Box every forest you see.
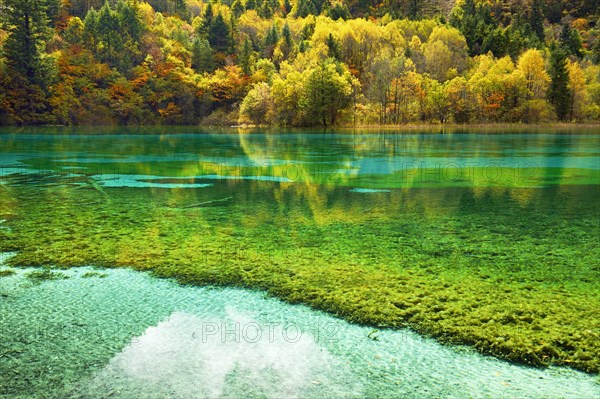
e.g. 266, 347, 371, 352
0, 0, 599, 126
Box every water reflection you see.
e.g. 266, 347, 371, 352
1, 129, 598, 234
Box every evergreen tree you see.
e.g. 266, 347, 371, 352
312, 0, 326, 14
97, 2, 119, 61
263, 24, 279, 58
232, 0, 245, 17
116, 0, 143, 43
281, 22, 294, 59
0, 0, 54, 123
328, 1, 350, 20
300, 20, 315, 41
548, 44, 571, 121
228, 13, 237, 54
543, 0, 563, 23
593, 33, 600, 63
191, 37, 214, 73
408, 0, 420, 20
452, 0, 485, 55
198, 2, 213, 36
259, 0, 273, 18
326, 33, 342, 61
268, 0, 279, 15
83, 7, 100, 52
296, 0, 316, 18
239, 36, 254, 75
282, 22, 293, 49
245, 0, 256, 10
1, 0, 51, 82
560, 23, 583, 57
299, 40, 307, 53
283, 0, 292, 15
529, 0, 545, 42
95, 1, 141, 70
255, 0, 264, 13
173, 0, 190, 21
208, 13, 232, 54
482, 27, 508, 57
505, 12, 541, 58
114, 0, 143, 71
44, 0, 62, 25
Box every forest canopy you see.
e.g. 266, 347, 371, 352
0, 0, 599, 126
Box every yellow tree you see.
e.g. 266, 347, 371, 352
239, 82, 274, 125
424, 40, 454, 81
582, 64, 600, 120
567, 60, 587, 121
424, 26, 468, 81
445, 76, 470, 123
468, 55, 519, 121
271, 62, 308, 126
516, 49, 549, 100
392, 68, 422, 124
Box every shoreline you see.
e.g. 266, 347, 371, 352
0, 122, 599, 133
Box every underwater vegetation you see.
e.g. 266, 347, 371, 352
0, 269, 15, 277
25, 269, 69, 283
1, 174, 598, 375
81, 271, 109, 278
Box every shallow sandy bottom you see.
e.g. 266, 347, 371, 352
0, 257, 598, 398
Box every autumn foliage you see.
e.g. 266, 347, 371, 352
0, 0, 599, 125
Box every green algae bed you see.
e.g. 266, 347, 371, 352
0, 129, 599, 376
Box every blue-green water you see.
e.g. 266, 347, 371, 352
0, 257, 598, 399
1, 129, 599, 189
1, 127, 599, 398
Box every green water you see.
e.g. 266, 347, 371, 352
0, 127, 599, 397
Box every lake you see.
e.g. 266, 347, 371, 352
0, 127, 599, 398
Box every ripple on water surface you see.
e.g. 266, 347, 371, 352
0, 263, 598, 399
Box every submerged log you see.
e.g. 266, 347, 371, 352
180, 197, 233, 208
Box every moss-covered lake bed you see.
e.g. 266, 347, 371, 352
1, 177, 599, 374
0, 130, 599, 393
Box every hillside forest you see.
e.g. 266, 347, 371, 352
0, 0, 599, 126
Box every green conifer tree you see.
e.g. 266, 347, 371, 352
326, 33, 342, 60
239, 36, 254, 75
208, 13, 232, 54
232, 0, 245, 17
530, 0, 545, 42
548, 43, 571, 121
283, 0, 292, 15
296, 0, 316, 18
198, 2, 213, 36
1, 0, 51, 82
192, 37, 215, 73
560, 23, 583, 57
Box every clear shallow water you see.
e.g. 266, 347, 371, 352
0, 128, 599, 397
0, 262, 598, 399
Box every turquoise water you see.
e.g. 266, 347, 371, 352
1, 127, 599, 397
0, 257, 598, 399
1, 129, 599, 189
